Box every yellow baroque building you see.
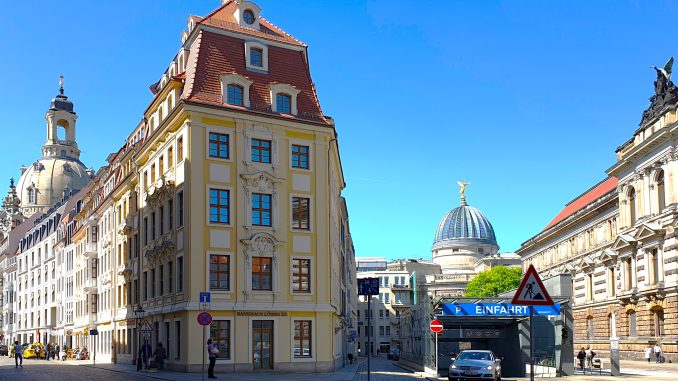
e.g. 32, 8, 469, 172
70, 0, 356, 372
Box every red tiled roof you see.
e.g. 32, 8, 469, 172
198, 1, 305, 47
184, 29, 326, 123
543, 177, 618, 230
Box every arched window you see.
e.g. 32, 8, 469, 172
652, 309, 665, 337
628, 187, 636, 225
227, 84, 244, 106
656, 170, 666, 212
28, 188, 35, 204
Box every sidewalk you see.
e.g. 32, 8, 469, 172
72, 358, 365, 381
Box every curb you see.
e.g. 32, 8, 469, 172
81, 364, 175, 381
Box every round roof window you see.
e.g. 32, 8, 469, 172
243, 9, 255, 25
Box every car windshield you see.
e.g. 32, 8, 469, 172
457, 351, 493, 361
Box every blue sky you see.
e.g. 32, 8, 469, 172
2, 1, 677, 260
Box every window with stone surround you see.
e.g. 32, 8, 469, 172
627, 310, 637, 336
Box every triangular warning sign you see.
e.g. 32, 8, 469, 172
140, 321, 154, 332
512, 264, 554, 306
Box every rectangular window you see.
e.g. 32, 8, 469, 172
177, 191, 184, 227
292, 258, 311, 293
210, 320, 231, 359
209, 132, 230, 159
276, 93, 291, 114
168, 261, 173, 293
168, 147, 173, 166
143, 271, 148, 300
168, 199, 173, 231
379, 326, 384, 336
159, 155, 164, 174
291, 145, 309, 169
252, 256, 272, 291
151, 268, 156, 298
177, 257, 184, 292
251, 138, 272, 163
175, 321, 181, 360
252, 193, 272, 226
227, 84, 244, 106
151, 212, 156, 240
209, 189, 230, 224
250, 48, 263, 67
210, 255, 230, 290
151, 164, 156, 183
159, 206, 165, 235
177, 137, 184, 161
143, 217, 148, 245
294, 320, 312, 358
292, 197, 310, 230
159, 265, 164, 296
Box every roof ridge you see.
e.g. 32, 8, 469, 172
259, 16, 306, 46
564, 176, 614, 207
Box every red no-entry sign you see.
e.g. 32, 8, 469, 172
430, 319, 443, 333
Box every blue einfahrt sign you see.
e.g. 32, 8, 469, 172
442, 303, 561, 317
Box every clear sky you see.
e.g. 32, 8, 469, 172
2, 1, 677, 261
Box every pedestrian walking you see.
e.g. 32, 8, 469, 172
207, 338, 219, 379
141, 339, 153, 369
654, 343, 662, 363
13, 341, 23, 368
577, 347, 586, 370
153, 342, 167, 370
585, 346, 596, 368
645, 346, 653, 363
46, 344, 51, 361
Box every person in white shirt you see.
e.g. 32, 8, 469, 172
653, 344, 662, 363
644, 346, 653, 363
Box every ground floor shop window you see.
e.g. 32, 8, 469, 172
294, 320, 312, 358
210, 320, 231, 359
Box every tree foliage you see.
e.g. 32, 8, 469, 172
464, 266, 523, 297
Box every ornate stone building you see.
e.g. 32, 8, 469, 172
518, 60, 678, 361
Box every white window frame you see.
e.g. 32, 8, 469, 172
289, 194, 314, 233
205, 126, 234, 163
233, 1, 261, 30
288, 139, 313, 171
211, 317, 235, 363
205, 185, 234, 227
244, 40, 268, 72
207, 252, 233, 294
220, 73, 254, 108
290, 317, 315, 362
270, 83, 301, 115
289, 256, 314, 295
247, 132, 277, 166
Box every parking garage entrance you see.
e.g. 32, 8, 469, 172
435, 299, 570, 378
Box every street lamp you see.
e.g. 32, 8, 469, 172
134, 305, 145, 371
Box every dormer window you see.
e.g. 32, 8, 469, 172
244, 41, 268, 72
250, 48, 263, 67
227, 84, 244, 106
221, 73, 254, 108
233, 2, 262, 29
270, 83, 301, 115
276, 94, 291, 114
243, 9, 256, 25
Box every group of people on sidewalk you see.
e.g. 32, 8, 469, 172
644, 344, 665, 364
139, 339, 167, 370
576, 346, 597, 370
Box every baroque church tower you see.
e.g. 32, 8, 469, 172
14, 77, 93, 217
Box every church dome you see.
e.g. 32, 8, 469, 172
16, 157, 91, 216
433, 203, 497, 250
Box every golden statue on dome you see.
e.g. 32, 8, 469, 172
457, 180, 470, 205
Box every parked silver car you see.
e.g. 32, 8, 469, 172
448, 350, 501, 381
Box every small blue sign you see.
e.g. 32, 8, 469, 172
358, 278, 379, 296
89, 329, 99, 336
200, 291, 211, 303
442, 303, 561, 317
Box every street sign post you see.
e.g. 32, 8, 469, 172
89, 328, 99, 365
358, 278, 379, 381
512, 265, 554, 381
197, 310, 213, 381
430, 319, 444, 375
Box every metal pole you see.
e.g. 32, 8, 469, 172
137, 316, 141, 371
435, 328, 439, 377
367, 295, 371, 381
530, 306, 534, 381
94, 334, 96, 365
202, 325, 206, 381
